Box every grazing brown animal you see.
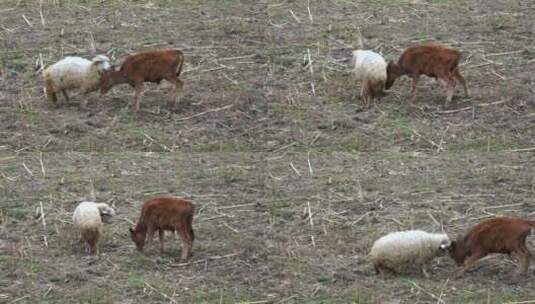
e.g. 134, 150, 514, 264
129, 196, 194, 260
386, 44, 468, 104
449, 217, 535, 277
100, 49, 184, 111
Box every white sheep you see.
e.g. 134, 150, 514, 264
72, 201, 115, 254
369, 230, 451, 277
351, 50, 387, 105
43, 55, 111, 104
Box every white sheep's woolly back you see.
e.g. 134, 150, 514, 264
369, 230, 450, 268
43, 55, 110, 94
351, 50, 387, 82
72, 201, 105, 231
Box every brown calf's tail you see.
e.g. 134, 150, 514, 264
188, 213, 194, 243
176, 51, 184, 77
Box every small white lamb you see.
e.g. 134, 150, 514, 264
72, 201, 115, 254
43, 55, 111, 104
351, 50, 387, 105
369, 230, 451, 277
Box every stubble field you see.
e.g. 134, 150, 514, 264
1, 0, 535, 303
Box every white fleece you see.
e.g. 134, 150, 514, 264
351, 50, 387, 82
370, 230, 451, 269
43, 55, 111, 97
72, 201, 114, 230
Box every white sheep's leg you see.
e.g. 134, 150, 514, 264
421, 265, 430, 278
78, 235, 87, 253
375, 262, 397, 276
361, 79, 370, 106
61, 90, 70, 102
80, 94, 90, 108
350, 73, 358, 102
45, 81, 58, 104
46, 89, 58, 103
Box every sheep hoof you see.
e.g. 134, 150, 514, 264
421, 268, 430, 279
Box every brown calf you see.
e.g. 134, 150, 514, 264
129, 196, 194, 260
100, 49, 184, 111
386, 44, 468, 104
449, 217, 535, 277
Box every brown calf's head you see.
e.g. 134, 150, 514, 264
448, 236, 468, 266
129, 227, 145, 251
99, 68, 119, 94
385, 61, 402, 89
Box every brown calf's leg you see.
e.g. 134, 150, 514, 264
445, 77, 455, 105
176, 78, 184, 104
133, 82, 144, 112
146, 226, 155, 251
177, 225, 192, 261
410, 75, 419, 102
516, 246, 531, 276
453, 68, 469, 97
158, 229, 165, 254
360, 85, 368, 106
455, 252, 483, 278
165, 77, 180, 108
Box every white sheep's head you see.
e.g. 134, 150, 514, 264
92, 55, 111, 72
438, 236, 452, 252
96, 203, 115, 223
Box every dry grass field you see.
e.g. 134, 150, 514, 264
1, 0, 535, 303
